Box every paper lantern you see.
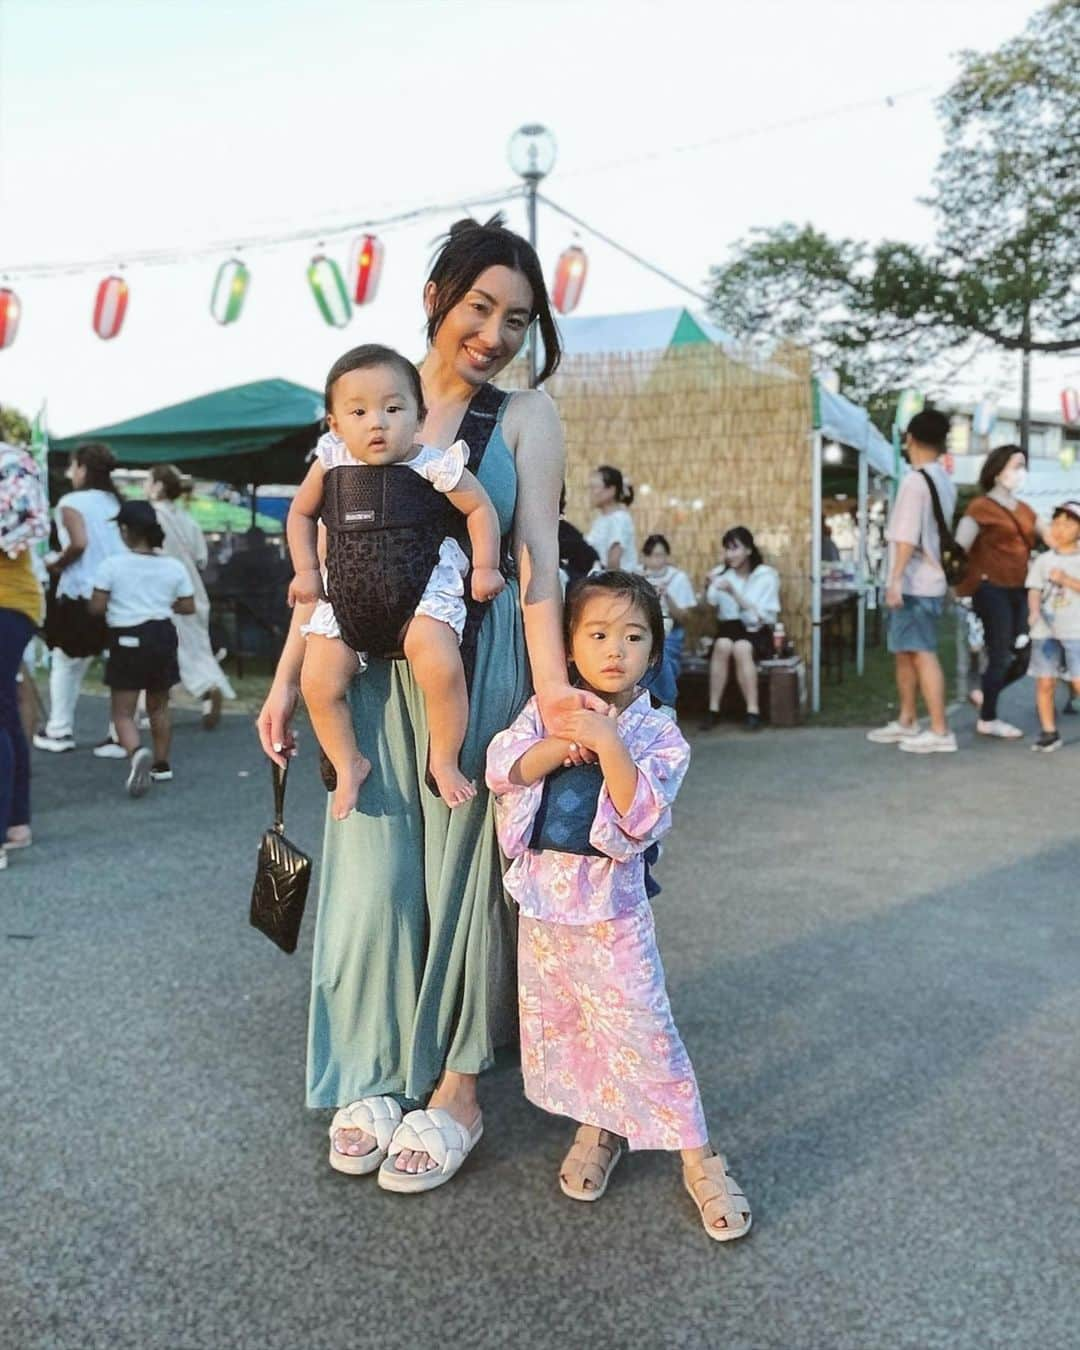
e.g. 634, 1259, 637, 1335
307, 255, 351, 328
210, 258, 250, 325
0, 288, 20, 349
1062, 388, 1080, 426
552, 244, 587, 315
93, 275, 129, 340
349, 234, 384, 306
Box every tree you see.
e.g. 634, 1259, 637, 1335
0, 405, 32, 446
708, 0, 1080, 444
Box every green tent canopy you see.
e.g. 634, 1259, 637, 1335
49, 378, 325, 485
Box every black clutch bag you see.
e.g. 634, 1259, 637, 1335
249, 761, 312, 954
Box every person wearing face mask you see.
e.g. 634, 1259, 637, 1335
954, 445, 1042, 740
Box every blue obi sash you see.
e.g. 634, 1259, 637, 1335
528, 761, 661, 897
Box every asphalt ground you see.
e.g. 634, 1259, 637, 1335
3, 681, 1079, 1350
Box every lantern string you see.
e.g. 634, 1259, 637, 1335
0, 187, 524, 280
538, 195, 713, 306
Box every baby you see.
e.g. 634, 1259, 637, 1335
287, 344, 504, 817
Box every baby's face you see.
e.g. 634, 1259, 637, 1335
327, 364, 419, 465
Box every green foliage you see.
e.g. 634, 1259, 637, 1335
0, 405, 32, 446
708, 1, 1080, 422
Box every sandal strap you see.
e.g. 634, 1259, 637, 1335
561, 1127, 621, 1189
329, 1095, 402, 1152
685, 1155, 751, 1228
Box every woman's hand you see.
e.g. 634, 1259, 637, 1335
257, 679, 300, 768
471, 566, 505, 603
537, 683, 609, 764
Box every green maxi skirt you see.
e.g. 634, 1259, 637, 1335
306, 427, 529, 1108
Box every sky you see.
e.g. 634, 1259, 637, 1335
0, 0, 1074, 435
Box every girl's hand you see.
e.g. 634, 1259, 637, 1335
288, 569, 325, 607
537, 683, 609, 764
257, 680, 300, 768
561, 705, 619, 755
471, 566, 505, 603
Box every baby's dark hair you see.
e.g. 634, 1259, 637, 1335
324, 344, 425, 418
596, 464, 634, 507
116, 499, 165, 549
564, 570, 665, 668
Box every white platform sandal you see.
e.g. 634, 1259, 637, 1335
328, 1096, 402, 1176
377, 1107, 483, 1194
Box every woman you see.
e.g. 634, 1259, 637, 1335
641, 534, 696, 708
955, 444, 1041, 740
257, 216, 607, 1191
147, 465, 234, 728
34, 443, 123, 754
585, 465, 637, 571
0, 443, 47, 865
701, 526, 780, 731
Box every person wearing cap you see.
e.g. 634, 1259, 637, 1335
1025, 501, 1080, 753
868, 409, 958, 753
88, 501, 195, 796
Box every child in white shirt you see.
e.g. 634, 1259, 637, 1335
1026, 501, 1080, 752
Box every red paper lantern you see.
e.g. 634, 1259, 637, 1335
552, 244, 587, 315
93, 275, 129, 340
349, 234, 384, 306
0, 288, 20, 349
1062, 388, 1080, 426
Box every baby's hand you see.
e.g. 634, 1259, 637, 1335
471, 567, 505, 603
1049, 568, 1066, 585
288, 569, 325, 607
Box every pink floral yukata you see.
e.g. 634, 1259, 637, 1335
485, 691, 708, 1151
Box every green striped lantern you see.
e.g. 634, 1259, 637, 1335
307, 254, 351, 328
210, 258, 250, 325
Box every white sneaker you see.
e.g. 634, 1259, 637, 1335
93, 736, 128, 760
0, 847, 7, 871
33, 731, 75, 753
126, 747, 153, 798
898, 729, 958, 754
976, 718, 1024, 740
866, 720, 920, 744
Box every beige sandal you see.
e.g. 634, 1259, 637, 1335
683, 1153, 752, 1242
559, 1125, 623, 1201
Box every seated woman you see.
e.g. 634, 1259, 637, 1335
700, 526, 780, 731
641, 534, 696, 708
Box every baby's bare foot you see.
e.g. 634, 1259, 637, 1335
331, 754, 372, 820
430, 762, 477, 808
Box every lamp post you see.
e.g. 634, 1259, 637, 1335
508, 124, 556, 387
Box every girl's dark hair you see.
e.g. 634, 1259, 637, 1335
643, 533, 670, 555
564, 570, 665, 668
117, 499, 165, 549
149, 463, 185, 501
596, 465, 634, 507
426, 214, 562, 384
722, 525, 764, 572
978, 442, 1027, 494
324, 344, 425, 418
73, 442, 122, 502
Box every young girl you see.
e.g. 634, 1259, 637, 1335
485, 571, 751, 1241
1026, 500, 1080, 753
287, 344, 505, 818
585, 465, 637, 572
89, 501, 194, 797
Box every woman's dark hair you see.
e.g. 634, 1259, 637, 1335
149, 463, 185, 501
596, 465, 634, 507
117, 499, 165, 549
73, 442, 122, 502
564, 570, 665, 668
643, 533, 670, 556
722, 525, 764, 572
324, 344, 425, 418
425, 214, 562, 384
978, 442, 1027, 494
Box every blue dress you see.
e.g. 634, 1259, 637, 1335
307, 397, 529, 1107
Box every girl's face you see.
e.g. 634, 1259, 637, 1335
589, 472, 615, 509
67, 458, 87, 489
643, 544, 669, 572
426, 265, 533, 387
1051, 513, 1080, 549
570, 591, 653, 698
723, 537, 750, 569
326, 364, 421, 465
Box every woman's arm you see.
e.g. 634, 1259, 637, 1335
445, 468, 504, 602
48, 506, 88, 575
285, 463, 326, 605
955, 515, 980, 552
257, 524, 323, 767
606, 541, 623, 570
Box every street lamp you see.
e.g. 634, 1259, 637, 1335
508, 124, 557, 386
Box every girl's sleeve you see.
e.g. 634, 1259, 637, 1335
484, 698, 547, 858
589, 718, 691, 859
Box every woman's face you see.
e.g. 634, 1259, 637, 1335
426, 265, 533, 387
643, 544, 669, 572
67, 458, 86, 489
723, 537, 750, 569
589, 472, 614, 509
997, 451, 1027, 489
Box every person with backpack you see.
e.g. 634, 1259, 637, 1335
868, 409, 958, 754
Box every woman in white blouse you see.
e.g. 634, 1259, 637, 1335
585, 465, 638, 572
702, 526, 781, 731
